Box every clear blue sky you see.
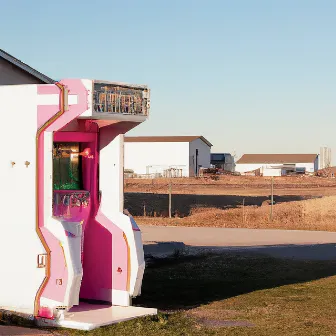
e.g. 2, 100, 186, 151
2, 0, 336, 161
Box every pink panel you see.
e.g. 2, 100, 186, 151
80, 211, 128, 300
53, 132, 96, 143
98, 212, 127, 290
37, 105, 60, 129
80, 219, 112, 299
37, 134, 45, 227
37, 83, 62, 129
37, 84, 60, 95
46, 79, 89, 132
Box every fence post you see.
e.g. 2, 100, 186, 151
168, 180, 172, 218
270, 176, 274, 221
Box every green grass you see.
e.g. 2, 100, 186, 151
43, 252, 336, 335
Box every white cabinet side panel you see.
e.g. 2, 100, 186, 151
0, 85, 45, 313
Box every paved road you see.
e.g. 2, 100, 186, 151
141, 225, 336, 260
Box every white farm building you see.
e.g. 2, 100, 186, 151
124, 136, 212, 177
236, 154, 319, 176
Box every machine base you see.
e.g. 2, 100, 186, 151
37, 303, 157, 331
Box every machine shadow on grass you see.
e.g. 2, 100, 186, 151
125, 193, 320, 217
133, 243, 336, 310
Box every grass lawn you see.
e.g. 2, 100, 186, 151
38, 252, 336, 335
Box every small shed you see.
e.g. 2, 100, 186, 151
210, 153, 235, 172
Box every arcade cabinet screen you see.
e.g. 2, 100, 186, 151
53, 143, 83, 190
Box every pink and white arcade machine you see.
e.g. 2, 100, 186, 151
0, 79, 156, 330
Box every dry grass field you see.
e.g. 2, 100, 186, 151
135, 196, 336, 231
126, 176, 336, 231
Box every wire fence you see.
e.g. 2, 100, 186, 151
124, 175, 336, 231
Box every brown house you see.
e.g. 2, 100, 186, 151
0, 49, 54, 85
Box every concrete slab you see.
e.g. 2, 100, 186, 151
37, 303, 157, 331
